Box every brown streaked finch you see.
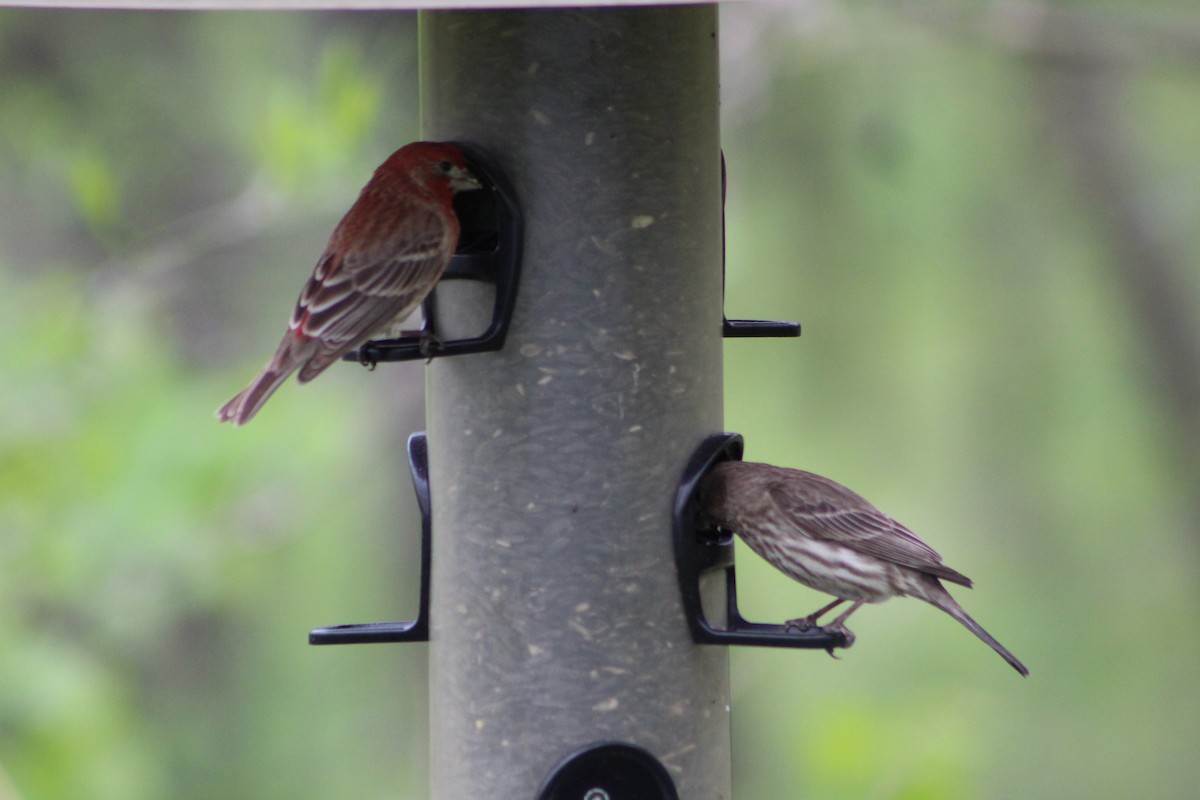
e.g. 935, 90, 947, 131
216, 141, 481, 425
697, 460, 1029, 676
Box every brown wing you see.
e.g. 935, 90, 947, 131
289, 202, 453, 380
766, 473, 973, 587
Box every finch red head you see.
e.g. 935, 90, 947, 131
698, 460, 1029, 676
216, 141, 481, 425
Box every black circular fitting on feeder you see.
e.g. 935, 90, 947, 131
536, 742, 678, 800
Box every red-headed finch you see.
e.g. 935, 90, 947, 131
217, 142, 481, 425
698, 461, 1028, 676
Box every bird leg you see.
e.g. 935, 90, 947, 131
822, 600, 865, 649
401, 304, 443, 362
783, 598, 847, 632
353, 328, 443, 368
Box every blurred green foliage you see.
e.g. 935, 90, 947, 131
0, 4, 1198, 800
0, 10, 428, 800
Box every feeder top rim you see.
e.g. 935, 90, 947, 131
0, 0, 727, 10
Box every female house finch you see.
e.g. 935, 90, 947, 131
698, 461, 1029, 676
217, 142, 481, 425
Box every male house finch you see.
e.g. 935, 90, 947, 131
217, 142, 481, 425
698, 461, 1029, 676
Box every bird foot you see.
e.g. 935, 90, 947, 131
783, 616, 855, 657
783, 615, 820, 632
416, 329, 443, 362
825, 622, 855, 649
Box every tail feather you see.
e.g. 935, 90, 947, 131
295, 345, 349, 384
216, 366, 297, 426
921, 582, 1029, 677
217, 333, 316, 425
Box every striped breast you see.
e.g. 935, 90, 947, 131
736, 511, 900, 603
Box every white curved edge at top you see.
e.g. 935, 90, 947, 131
0, 0, 726, 9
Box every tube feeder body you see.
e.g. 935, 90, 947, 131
422, 7, 728, 797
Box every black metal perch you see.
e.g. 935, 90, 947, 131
719, 153, 802, 339
308, 432, 431, 645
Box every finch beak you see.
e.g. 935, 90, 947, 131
451, 167, 483, 193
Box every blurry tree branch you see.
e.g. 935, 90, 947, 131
891, 0, 1200, 534
97, 175, 285, 292
1033, 59, 1200, 509
89, 171, 372, 372
993, 4, 1200, 547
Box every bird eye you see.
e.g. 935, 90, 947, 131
437, 160, 454, 173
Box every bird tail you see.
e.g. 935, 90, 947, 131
215, 367, 295, 426
922, 582, 1029, 677
216, 334, 314, 425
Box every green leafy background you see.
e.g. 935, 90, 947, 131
1, 4, 1197, 799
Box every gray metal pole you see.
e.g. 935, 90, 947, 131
420, 7, 728, 798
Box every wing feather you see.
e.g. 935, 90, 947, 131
766, 475, 973, 587
290, 203, 452, 348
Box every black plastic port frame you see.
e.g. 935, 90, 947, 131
719, 153, 802, 339
308, 432, 431, 645
673, 432, 848, 651
345, 143, 523, 365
